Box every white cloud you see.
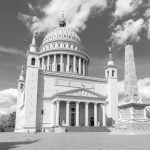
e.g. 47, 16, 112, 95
114, 0, 143, 18
111, 18, 145, 46
0, 89, 17, 115
19, 0, 107, 33
28, 2, 34, 10
118, 78, 150, 102
0, 45, 25, 56
144, 8, 150, 39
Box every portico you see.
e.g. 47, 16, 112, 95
51, 88, 106, 127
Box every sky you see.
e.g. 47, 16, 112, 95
0, 0, 150, 115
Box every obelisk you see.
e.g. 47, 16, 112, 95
113, 44, 150, 135
124, 45, 139, 102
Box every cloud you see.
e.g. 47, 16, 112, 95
113, 0, 143, 18
28, 2, 34, 10
110, 18, 145, 46
0, 89, 17, 115
118, 78, 150, 102
144, 8, 150, 39
18, 0, 107, 33
0, 45, 25, 56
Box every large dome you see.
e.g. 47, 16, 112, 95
37, 16, 90, 76
40, 26, 85, 53
42, 27, 81, 45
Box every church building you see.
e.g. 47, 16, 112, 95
15, 15, 118, 132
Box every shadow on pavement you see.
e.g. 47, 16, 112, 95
0, 139, 39, 150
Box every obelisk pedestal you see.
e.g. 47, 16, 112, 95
113, 45, 150, 135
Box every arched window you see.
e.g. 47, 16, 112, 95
31, 58, 35, 66
20, 84, 23, 90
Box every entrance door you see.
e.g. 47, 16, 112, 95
90, 117, 94, 126
71, 107, 75, 126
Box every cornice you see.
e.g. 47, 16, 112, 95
40, 71, 107, 83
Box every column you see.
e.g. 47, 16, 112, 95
56, 100, 60, 126
53, 54, 56, 71
85, 61, 88, 75
42, 57, 44, 70
60, 54, 64, 72
94, 103, 98, 126
66, 101, 70, 126
102, 104, 106, 126
67, 54, 70, 72
47, 55, 50, 71
144, 108, 147, 119
76, 101, 80, 126
79, 57, 81, 74
52, 102, 56, 126
73, 55, 76, 73
83, 60, 85, 75
85, 102, 89, 126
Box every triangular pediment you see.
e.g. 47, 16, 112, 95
57, 88, 105, 99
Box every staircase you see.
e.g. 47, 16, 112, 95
65, 126, 110, 132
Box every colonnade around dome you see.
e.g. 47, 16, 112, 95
39, 53, 89, 75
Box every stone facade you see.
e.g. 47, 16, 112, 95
15, 17, 118, 132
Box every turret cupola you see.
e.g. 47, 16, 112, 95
30, 32, 38, 52
19, 65, 25, 81
107, 47, 114, 66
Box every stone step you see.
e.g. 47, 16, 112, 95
65, 126, 110, 132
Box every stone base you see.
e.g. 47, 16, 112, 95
14, 127, 37, 133
112, 120, 150, 135
53, 126, 66, 133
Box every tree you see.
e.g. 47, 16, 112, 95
7, 112, 16, 128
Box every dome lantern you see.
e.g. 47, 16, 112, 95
59, 11, 66, 27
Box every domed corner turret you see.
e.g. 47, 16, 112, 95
19, 65, 26, 81
105, 47, 117, 79
18, 65, 26, 91
107, 47, 114, 66
29, 31, 38, 52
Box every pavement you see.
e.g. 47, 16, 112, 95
0, 132, 150, 150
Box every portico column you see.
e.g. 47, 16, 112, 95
52, 102, 56, 126
94, 103, 98, 126
79, 57, 81, 74
67, 54, 70, 72
66, 101, 70, 126
56, 100, 60, 126
85, 102, 89, 126
60, 54, 64, 72
47, 55, 50, 71
102, 104, 106, 126
83, 60, 85, 75
144, 108, 147, 119
73, 55, 76, 73
76, 101, 80, 126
